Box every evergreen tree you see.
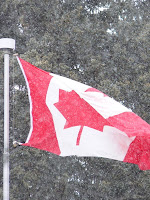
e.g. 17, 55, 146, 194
0, 0, 149, 199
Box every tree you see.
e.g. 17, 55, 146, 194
0, 0, 150, 199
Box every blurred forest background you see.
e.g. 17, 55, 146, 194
0, 0, 150, 199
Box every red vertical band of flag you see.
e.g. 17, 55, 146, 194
107, 112, 150, 170
18, 58, 60, 155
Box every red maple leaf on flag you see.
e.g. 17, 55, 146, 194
54, 90, 111, 145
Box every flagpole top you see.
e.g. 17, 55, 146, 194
0, 38, 15, 50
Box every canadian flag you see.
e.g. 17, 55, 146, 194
17, 57, 150, 170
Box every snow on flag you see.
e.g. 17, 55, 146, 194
17, 57, 150, 170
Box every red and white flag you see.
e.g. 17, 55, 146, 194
17, 57, 150, 170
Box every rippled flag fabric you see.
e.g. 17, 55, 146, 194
17, 57, 150, 170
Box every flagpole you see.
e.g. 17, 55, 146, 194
0, 38, 15, 200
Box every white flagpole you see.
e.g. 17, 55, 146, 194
0, 38, 15, 200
